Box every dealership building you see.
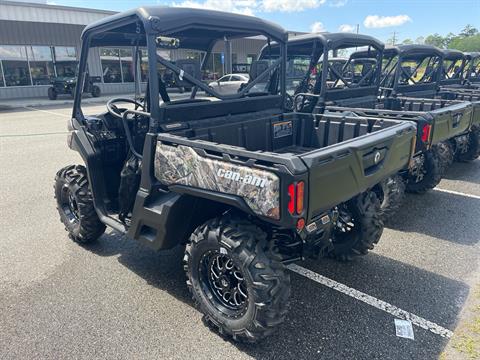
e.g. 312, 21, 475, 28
0, 0, 282, 100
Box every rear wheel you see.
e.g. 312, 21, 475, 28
406, 145, 446, 194
437, 141, 455, 169
374, 175, 406, 221
54, 165, 105, 244
48, 87, 57, 100
184, 214, 290, 342
327, 192, 383, 262
457, 126, 480, 162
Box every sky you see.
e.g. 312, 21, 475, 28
43, 0, 480, 43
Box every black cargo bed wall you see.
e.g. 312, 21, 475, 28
171, 112, 392, 154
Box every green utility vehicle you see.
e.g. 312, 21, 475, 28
264, 37, 472, 203
54, 7, 416, 342
436, 49, 480, 161
48, 73, 101, 100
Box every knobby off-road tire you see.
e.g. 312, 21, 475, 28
184, 214, 290, 343
54, 165, 105, 244
406, 144, 449, 194
91, 85, 101, 98
48, 87, 57, 100
457, 126, 480, 162
438, 141, 455, 168
327, 192, 384, 262
374, 175, 406, 221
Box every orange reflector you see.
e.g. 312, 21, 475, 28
296, 218, 305, 230
287, 183, 295, 214
296, 181, 304, 214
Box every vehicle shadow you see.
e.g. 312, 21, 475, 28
85, 232, 469, 360
442, 160, 480, 185
385, 190, 480, 245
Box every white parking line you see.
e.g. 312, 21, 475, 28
434, 188, 480, 200
24, 106, 71, 118
288, 264, 454, 339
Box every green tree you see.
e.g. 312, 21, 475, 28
402, 38, 414, 45
460, 25, 479, 37
444, 32, 456, 48
448, 34, 480, 52
425, 33, 446, 48
415, 36, 425, 45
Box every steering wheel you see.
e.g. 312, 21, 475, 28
106, 98, 145, 119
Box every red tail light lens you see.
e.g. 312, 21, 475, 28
287, 183, 295, 214
421, 124, 431, 143
296, 181, 304, 214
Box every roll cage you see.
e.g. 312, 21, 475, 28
440, 49, 466, 86
259, 33, 384, 101
376, 45, 444, 97
71, 6, 288, 132
464, 52, 480, 84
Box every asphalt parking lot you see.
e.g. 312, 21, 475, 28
1, 103, 479, 359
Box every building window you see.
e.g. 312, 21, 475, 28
140, 49, 149, 82
53, 47, 77, 77
101, 48, 141, 83
101, 48, 122, 83
27, 46, 54, 85
120, 49, 134, 83
247, 54, 257, 64
0, 46, 31, 86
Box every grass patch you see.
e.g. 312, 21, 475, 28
444, 284, 480, 359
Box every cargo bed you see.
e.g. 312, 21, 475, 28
326, 96, 472, 152
438, 88, 480, 127
155, 112, 416, 223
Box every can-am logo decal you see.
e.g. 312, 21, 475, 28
217, 168, 267, 188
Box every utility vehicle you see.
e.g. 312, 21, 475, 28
436, 49, 480, 161
48, 73, 101, 100
260, 33, 408, 219
265, 37, 472, 203
54, 7, 416, 342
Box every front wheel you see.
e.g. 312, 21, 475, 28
91, 85, 101, 98
54, 165, 105, 244
184, 214, 290, 342
327, 192, 384, 262
48, 87, 57, 100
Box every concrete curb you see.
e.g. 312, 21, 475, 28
0, 97, 108, 111
0, 89, 188, 111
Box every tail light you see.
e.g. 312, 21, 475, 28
287, 183, 295, 214
421, 124, 432, 143
296, 181, 304, 214
287, 181, 305, 215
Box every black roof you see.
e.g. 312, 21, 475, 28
383, 44, 444, 59
465, 52, 480, 60
441, 49, 465, 61
288, 32, 384, 51
261, 32, 383, 57
82, 6, 286, 49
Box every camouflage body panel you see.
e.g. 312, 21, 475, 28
154, 142, 281, 219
